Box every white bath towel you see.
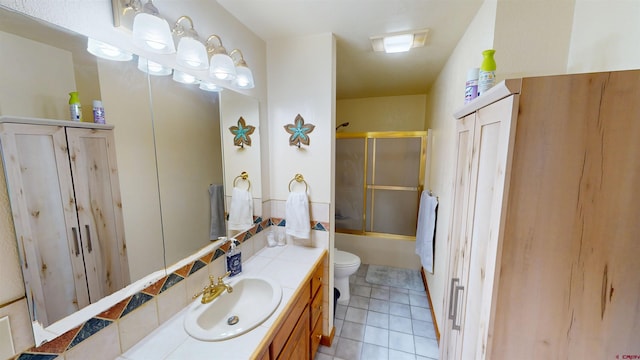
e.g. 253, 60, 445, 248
228, 187, 254, 231
415, 191, 438, 273
285, 191, 310, 239
209, 184, 226, 240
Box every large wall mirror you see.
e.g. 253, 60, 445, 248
0, 5, 261, 338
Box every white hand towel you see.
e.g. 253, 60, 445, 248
209, 184, 226, 240
285, 191, 310, 239
228, 187, 254, 231
415, 191, 438, 273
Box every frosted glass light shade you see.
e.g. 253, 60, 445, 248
383, 34, 414, 53
132, 13, 176, 54
199, 81, 223, 92
209, 53, 237, 80
173, 70, 198, 84
176, 37, 208, 70
137, 57, 172, 76
87, 38, 132, 61
233, 65, 255, 89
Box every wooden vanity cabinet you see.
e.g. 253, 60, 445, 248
0, 119, 129, 327
260, 252, 326, 360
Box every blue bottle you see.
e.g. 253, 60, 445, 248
226, 240, 242, 277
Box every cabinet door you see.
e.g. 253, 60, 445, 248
66, 128, 129, 302
458, 95, 517, 360
441, 114, 476, 360
0, 123, 89, 326
277, 305, 310, 360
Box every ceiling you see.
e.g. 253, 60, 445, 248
217, 0, 484, 99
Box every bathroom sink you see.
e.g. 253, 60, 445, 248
184, 276, 282, 341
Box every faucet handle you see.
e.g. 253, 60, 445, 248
217, 271, 231, 284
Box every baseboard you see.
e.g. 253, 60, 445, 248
420, 267, 440, 343
320, 326, 335, 347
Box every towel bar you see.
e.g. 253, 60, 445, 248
288, 173, 308, 192
233, 171, 251, 190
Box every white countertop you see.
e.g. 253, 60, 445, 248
119, 244, 326, 360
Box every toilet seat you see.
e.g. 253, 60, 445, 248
334, 250, 360, 267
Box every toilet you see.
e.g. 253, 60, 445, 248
334, 249, 361, 305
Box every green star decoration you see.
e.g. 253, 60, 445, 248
229, 117, 255, 147
284, 114, 315, 147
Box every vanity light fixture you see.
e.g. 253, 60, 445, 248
132, 0, 176, 54
206, 35, 237, 81
173, 70, 198, 84
370, 29, 429, 53
199, 81, 223, 92
230, 49, 255, 89
87, 38, 133, 61
137, 56, 172, 76
173, 16, 208, 70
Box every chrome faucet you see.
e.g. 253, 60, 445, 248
193, 272, 233, 304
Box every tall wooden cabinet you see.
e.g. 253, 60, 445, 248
0, 117, 129, 327
441, 70, 640, 359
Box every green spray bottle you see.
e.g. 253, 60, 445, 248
69, 91, 82, 122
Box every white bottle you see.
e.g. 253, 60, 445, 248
464, 68, 479, 104
92, 100, 106, 124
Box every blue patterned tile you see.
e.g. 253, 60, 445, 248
243, 232, 253, 241
268, 218, 274, 226
256, 224, 264, 233
189, 260, 206, 275
313, 222, 327, 231
213, 248, 226, 260
67, 318, 112, 349
278, 219, 287, 226
254, 216, 262, 224
16, 354, 59, 360
121, 292, 154, 317
160, 273, 184, 293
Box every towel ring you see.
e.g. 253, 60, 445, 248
288, 173, 308, 192
233, 171, 251, 190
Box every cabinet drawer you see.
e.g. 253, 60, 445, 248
310, 314, 323, 358
310, 290, 323, 330
310, 259, 323, 298
271, 286, 310, 358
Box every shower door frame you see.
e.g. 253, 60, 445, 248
336, 131, 427, 240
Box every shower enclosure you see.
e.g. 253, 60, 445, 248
335, 131, 427, 238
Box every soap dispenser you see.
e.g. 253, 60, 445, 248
226, 239, 242, 277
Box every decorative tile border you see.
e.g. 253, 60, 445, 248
17, 216, 328, 358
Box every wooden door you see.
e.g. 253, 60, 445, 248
491, 71, 640, 359
66, 128, 129, 302
0, 123, 89, 326
441, 113, 475, 360
459, 95, 518, 360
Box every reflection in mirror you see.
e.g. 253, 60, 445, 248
219, 90, 262, 237
0, 9, 164, 326
0, 4, 263, 344
148, 74, 224, 266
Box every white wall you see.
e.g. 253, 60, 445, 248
567, 0, 640, 73
266, 33, 336, 332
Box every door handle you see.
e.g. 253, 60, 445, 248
448, 278, 459, 320
452, 285, 464, 331
72, 227, 80, 256
85, 225, 93, 253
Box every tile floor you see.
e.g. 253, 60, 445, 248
315, 264, 439, 360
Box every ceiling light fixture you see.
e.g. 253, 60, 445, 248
87, 38, 133, 61
206, 35, 237, 81
132, 0, 176, 54
230, 49, 255, 89
370, 29, 429, 53
173, 16, 208, 70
